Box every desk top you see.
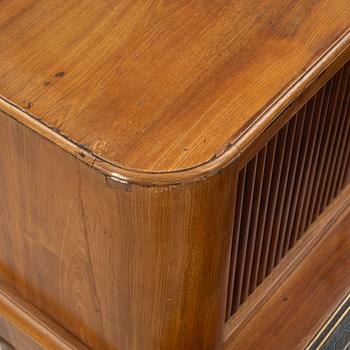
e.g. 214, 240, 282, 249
0, 1, 349, 180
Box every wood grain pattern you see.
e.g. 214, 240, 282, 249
0, 0, 349, 177
0, 2, 350, 350
225, 204, 350, 350
225, 61, 350, 321
0, 109, 237, 349
307, 293, 350, 350
0, 283, 88, 350
224, 177, 350, 344
0, 316, 42, 350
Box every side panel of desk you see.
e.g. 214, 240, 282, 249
0, 110, 237, 349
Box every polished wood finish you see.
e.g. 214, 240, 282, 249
0, 0, 349, 176
225, 205, 350, 350
225, 62, 350, 321
0, 109, 236, 349
307, 293, 350, 350
224, 181, 350, 343
0, 316, 41, 350
0, 1, 349, 350
0, 283, 89, 350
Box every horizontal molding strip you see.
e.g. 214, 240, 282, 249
0, 283, 90, 350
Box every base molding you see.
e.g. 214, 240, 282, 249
0, 284, 88, 350
306, 292, 350, 350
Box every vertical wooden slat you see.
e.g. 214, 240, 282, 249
258, 124, 289, 283
292, 96, 322, 242
225, 61, 350, 320
311, 68, 344, 221
341, 99, 350, 188
249, 137, 278, 293
282, 105, 312, 252
232, 157, 258, 313
274, 109, 306, 265
241, 147, 267, 302
298, 85, 328, 235
266, 117, 297, 275
305, 74, 338, 227
336, 106, 350, 194
225, 168, 246, 320
335, 64, 350, 192
343, 150, 350, 187
327, 66, 350, 203
319, 67, 349, 212
304, 76, 336, 230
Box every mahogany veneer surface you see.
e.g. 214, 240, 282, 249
0, 316, 42, 350
0, 0, 349, 175
0, 1, 350, 350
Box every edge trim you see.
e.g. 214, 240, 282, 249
0, 283, 90, 350
1, 30, 349, 185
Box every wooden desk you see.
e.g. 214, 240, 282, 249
0, 1, 349, 349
